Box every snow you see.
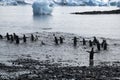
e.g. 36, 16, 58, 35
32, 0, 53, 15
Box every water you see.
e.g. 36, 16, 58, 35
0, 5, 120, 39
0, 5, 120, 66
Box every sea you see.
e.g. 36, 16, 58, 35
0, 5, 120, 39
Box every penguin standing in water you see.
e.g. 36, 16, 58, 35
101, 40, 108, 50
73, 37, 78, 47
87, 48, 96, 60
59, 36, 64, 44
0, 34, 3, 39
54, 36, 58, 45
97, 41, 101, 51
89, 40, 93, 47
87, 48, 97, 66
103, 41, 108, 50
6, 33, 10, 41
16, 36, 19, 44
89, 48, 94, 60
83, 38, 86, 45
101, 40, 106, 48
13, 33, 17, 40
23, 34, 26, 43
31, 34, 34, 41
86, 48, 95, 66
10, 35, 14, 42
93, 36, 98, 45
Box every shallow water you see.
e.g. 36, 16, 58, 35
0, 6, 120, 39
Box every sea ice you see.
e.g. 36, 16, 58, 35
32, 0, 53, 15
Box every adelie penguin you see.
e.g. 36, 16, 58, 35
101, 40, 108, 50
93, 36, 98, 45
83, 38, 86, 45
23, 34, 26, 43
10, 35, 14, 42
101, 40, 106, 48
97, 41, 101, 51
59, 36, 64, 44
89, 40, 93, 47
104, 41, 108, 50
6, 33, 10, 41
0, 34, 3, 39
73, 37, 78, 47
13, 33, 17, 40
87, 48, 96, 60
54, 36, 58, 45
31, 34, 34, 41
16, 36, 19, 44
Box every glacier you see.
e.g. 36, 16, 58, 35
32, 0, 53, 15
0, 0, 30, 6
0, 0, 18, 6
109, 0, 120, 7
0, 0, 120, 7
53, 0, 107, 6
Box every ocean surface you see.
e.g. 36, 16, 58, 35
0, 6, 120, 66
0, 5, 120, 39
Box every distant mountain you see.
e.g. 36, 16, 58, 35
0, 0, 17, 5
117, 1, 120, 7
53, 0, 107, 6
0, 0, 120, 6
108, 0, 120, 7
0, 0, 32, 6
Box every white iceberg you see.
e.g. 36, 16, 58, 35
32, 0, 53, 15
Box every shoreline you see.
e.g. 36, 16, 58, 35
0, 31, 120, 66
0, 31, 120, 79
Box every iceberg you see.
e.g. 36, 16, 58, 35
32, 0, 53, 15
